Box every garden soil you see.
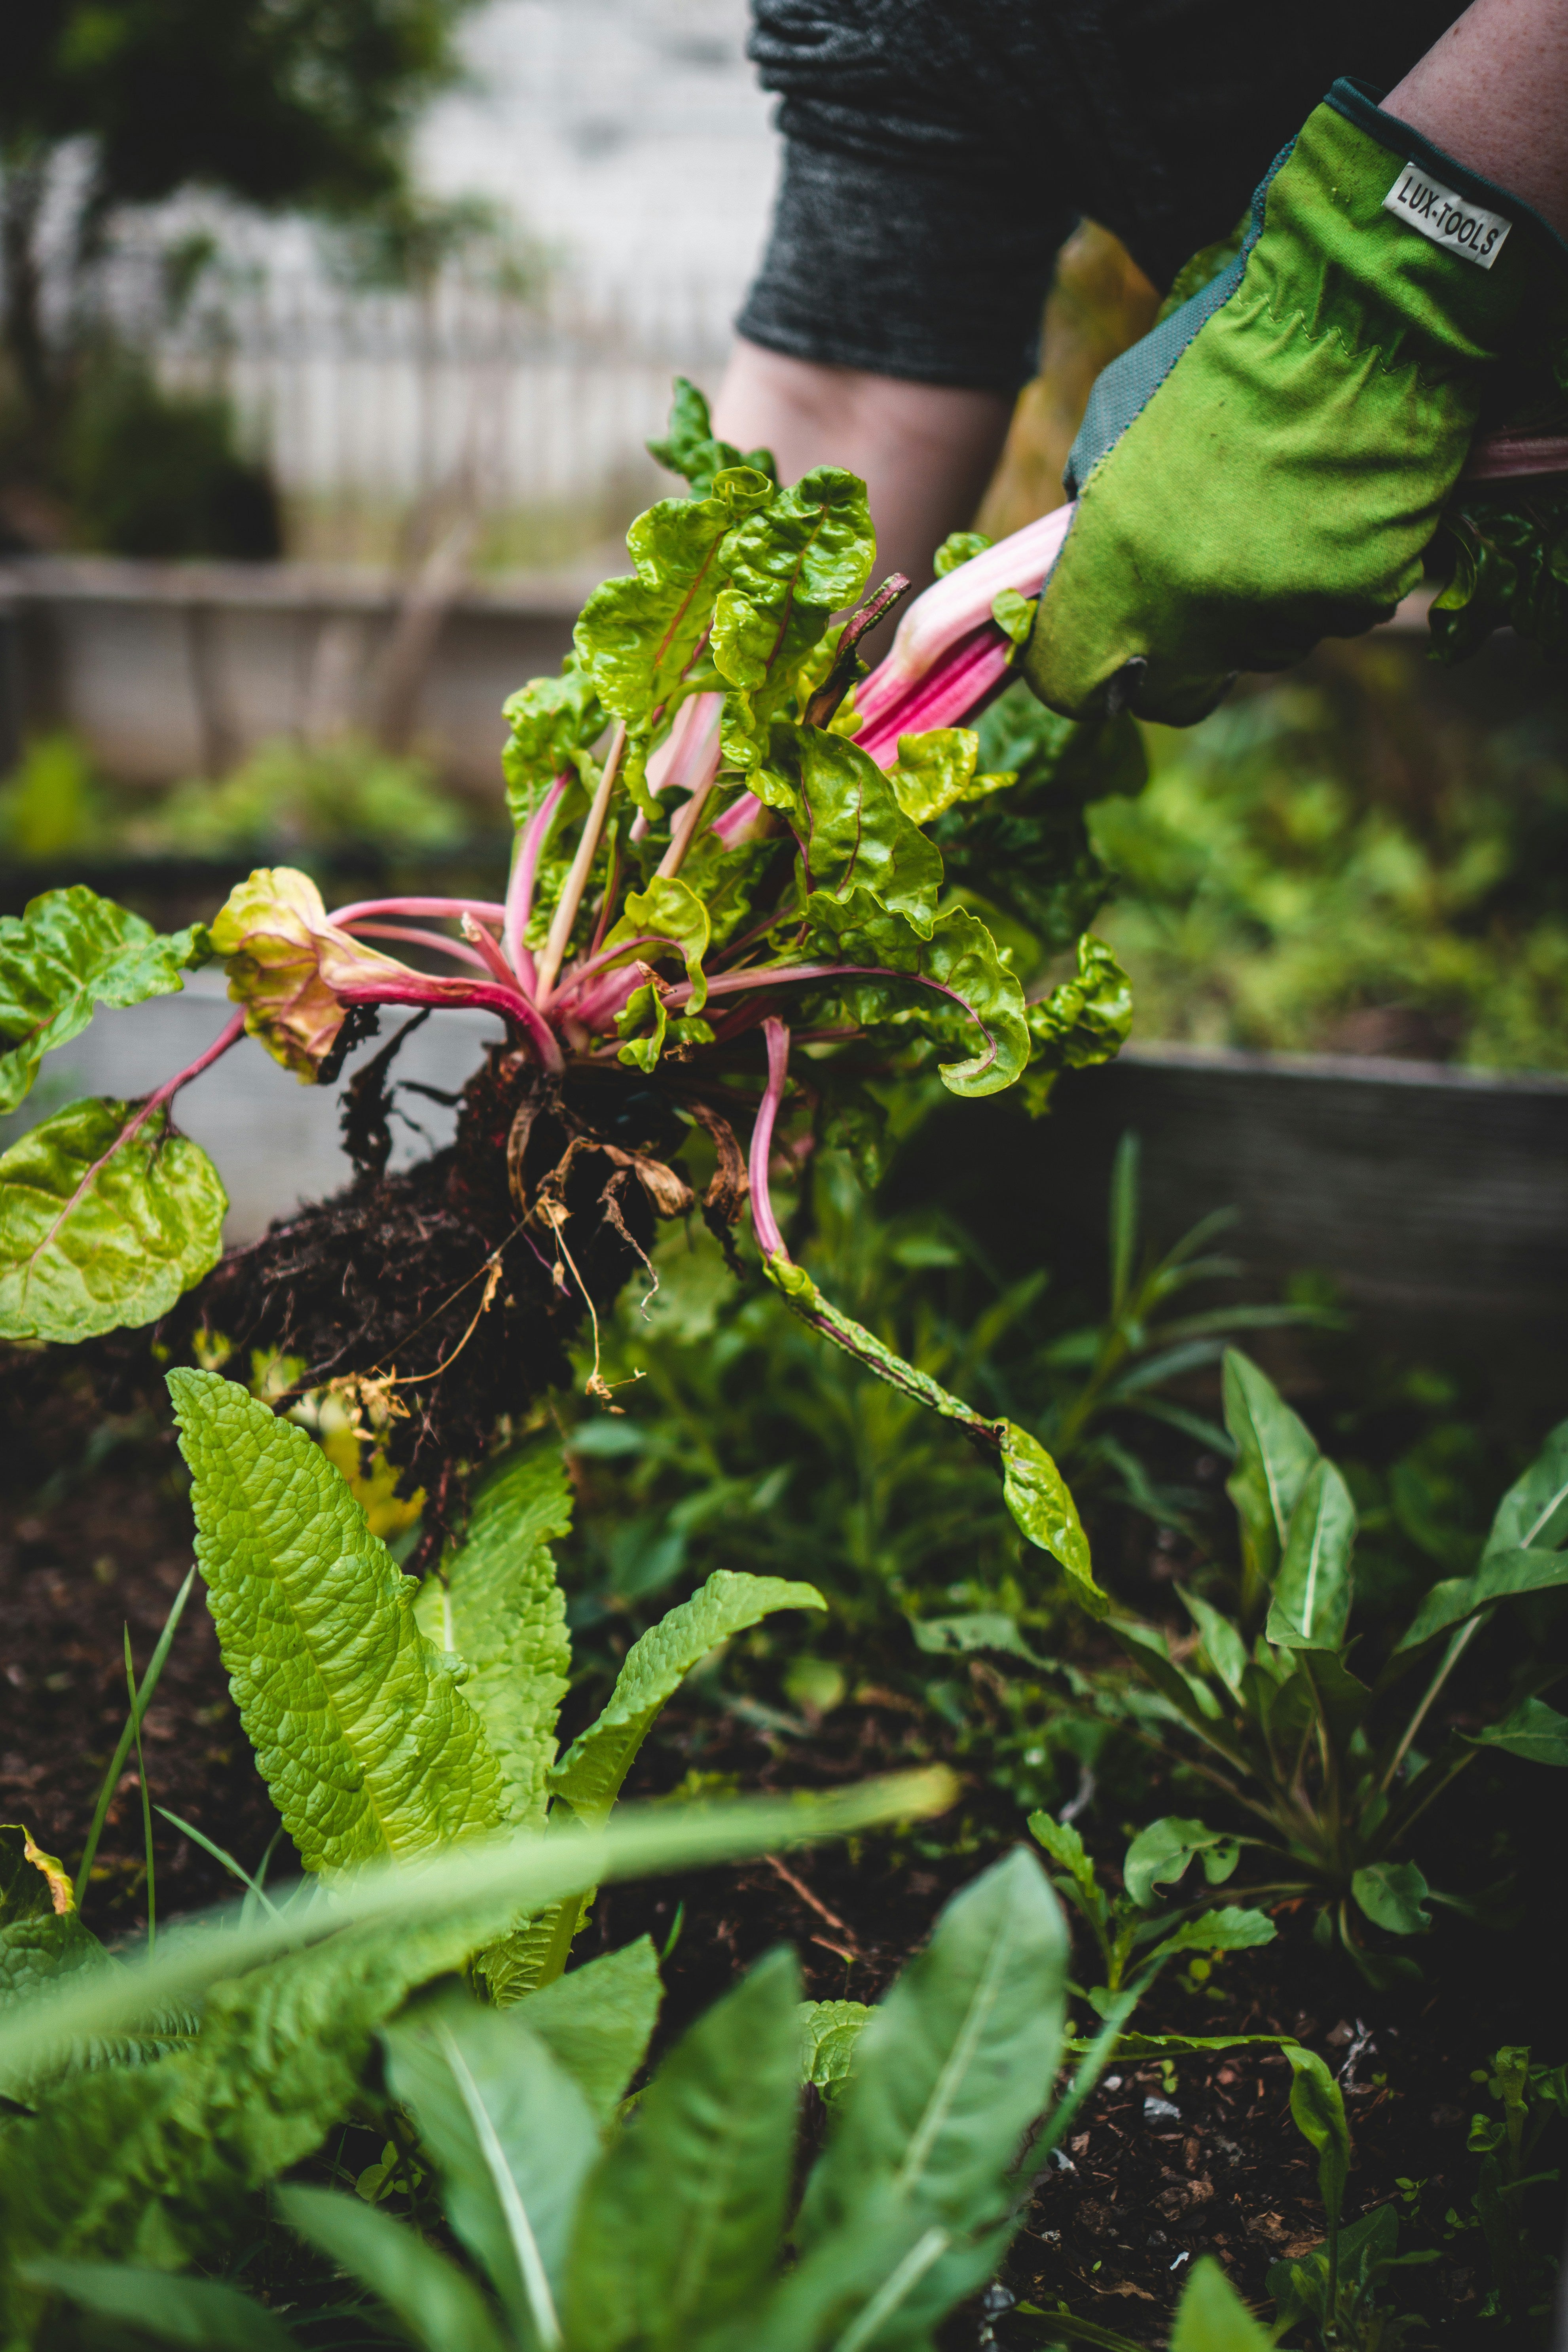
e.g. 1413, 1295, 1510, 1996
2, 1349, 1559, 2347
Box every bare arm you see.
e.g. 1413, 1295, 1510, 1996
711, 340, 1014, 599
1387, 0, 1568, 236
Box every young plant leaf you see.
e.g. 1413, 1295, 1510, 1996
999, 1421, 1105, 1612
595, 876, 712, 1012
1223, 1350, 1319, 1593
384, 1996, 599, 2339
502, 659, 603, 826
0, 887, 207, 1114
516, 1937, 663, 2123
1027, 1811, 1107, 1936
1144, 1907, 1276, 1961
565, 1947, 801, 2352
886, 728, 1008, 825
23, 2260, 299, 2352
549, 1570, 825, 1826
1483, 1418, 1568, 1556
279, 2184, 510, 2352
1352, 1862, 1432, 1935
1283, 2046, 1350, 2232
1122, 1818, 1240, 1909
0, 1099, 226, 1343
169, 1369, 504, 1871
1177, 1586, 1248, 1700
415, 1441, 574, 1829
788, 725, 943, 935
1465, 1695, 1568, 1766
1169, 2253, 1274, 2350
799, 1999, 872, 2103
1266, 1458, 1356, 1651
1394, 1544, 1568, 1653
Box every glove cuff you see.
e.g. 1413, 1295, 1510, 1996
1327, 77, 1568, 274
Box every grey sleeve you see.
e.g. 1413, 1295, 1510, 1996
734, 1, 1073, 393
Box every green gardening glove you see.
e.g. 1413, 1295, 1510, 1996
1024, 78, 1568, 726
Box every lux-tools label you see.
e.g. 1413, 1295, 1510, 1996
1384, 163, 1511, 268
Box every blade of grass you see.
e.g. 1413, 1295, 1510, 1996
124, 1628, 155, 1957
74, 1566, 195, 1910
154, 1808, 281, 1920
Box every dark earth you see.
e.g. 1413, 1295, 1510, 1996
2, 1345, 1562, 2347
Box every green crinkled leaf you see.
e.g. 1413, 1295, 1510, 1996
597, 875, 712, 1013
886, 729, 1011, 826
501, 658, 605, 829
0, 887, 207, 1114
647, 375, 775, 500
712, 469, 874, 774
1223, 1350, 1320, 1595
1394, 1544, 1568, 1653
933, 531, 992, 578
565, 1949, 800, 2352
1265, 1457, 1356, 1651
1484, 1419, 1568, 1555
515, 1938, 663, 2120
801, 888, 1030, 1098
1123, 1817, 1240, 1909
384, 1994, 599, 2336
1467, 1695, 1568, 1766
415, 1442, 573, 1829
1352, 1862, 1431, 1936
169, 1369, 504, 1873
0, 1099, 227, 1343
614, 980, 670, 1073
999, 1420, 1105, 1613
798, 1999, 870, 2102
787, 724, 943, 936
549, 1571, 825, 1828
1024, 933, 1133, 1072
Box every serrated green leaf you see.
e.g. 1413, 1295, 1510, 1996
24, 2259, 300, 2352
565, 1948, 799, 2352
801, 889, 1030, 1098
0, 1099, 227, 1343
798, 1999, 871, 2101
0, 887, 207, 1113
1483, 1420, 1568, 1556
1467, 1695, 1568, 1766
1266, 1458, 1356, 1650
549, 1570, 825, 1827
385, 1995, 599, 2340
415, 1443, 573, 1830
1394, 1544, 1568, 1653
1123, 1818, 1240, 1909
1223, 1351, 1319, 1594
786, 725, 943, 935
1352, 1861, 1431, 1936
281, 2185, 508, 2352
514, 1938, 663, 2119
999, 1421, 1104, 1612
169, 1368, 504, 1872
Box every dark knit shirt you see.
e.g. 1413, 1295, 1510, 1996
735, 2, 1466, 390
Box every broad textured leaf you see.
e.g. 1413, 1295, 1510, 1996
886, 728, 1011, 825
1223, 1351, 1319, 1592
799, 1999, 871, 2102
788, 726, 943, 935
646, 375, 775, 500
1169, 2255, 1274, 2350
801, 889, 1030, 1099
502, 658, 603, 827
999, 1421, 1105, 1611
713, 469, 875, 771
791, 1850, 1068, 2346
280, 2185, 510, 2352
170, 1369, 504, 1871
1483, 1420, 1568, 1556
1266, 1459, 1356, 1651
595, 876, 712, 1013
25, 2260, 299, 2352
1283, 2047, 1350, 2229
549, 1571, 825, 1826
1150, 1907, 1276, 1959
1123, 1818, 1240, 1909
515, 1937, 663, 2122
1394, 1543, 1568, 1653
1352, 1862, 1431, 1936
1023, 934, 1134, 1080
0, 1099, 226, 1343
0, 887, 207, 1113
1467, 1695, 1568, 1766
384, 1996, 599, 2335
565, 1947, 800, 2352
415, 1443, 573, 1829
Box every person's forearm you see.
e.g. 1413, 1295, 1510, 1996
1386, 0, 1568, 235
712, 340, 1013, 601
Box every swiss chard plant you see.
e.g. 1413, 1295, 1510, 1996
0, 380, 1138, 1594
1056, 1349, 1568, 1982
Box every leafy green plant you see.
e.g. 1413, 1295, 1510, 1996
1446, 2045, 1567, 2323
1071, 1349, 1568, 1979
166, 1365, 826, 1997
28, 1846, 1129, 2352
